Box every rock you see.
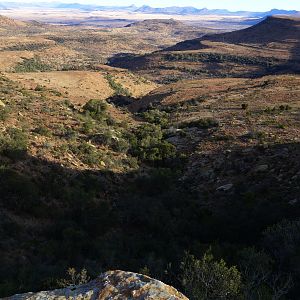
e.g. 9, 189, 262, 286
5, 270, 188, 300
289, 199, 298, 206
216, 183, 233, 191
0, 100, 5, 107
254, 165, 269, 172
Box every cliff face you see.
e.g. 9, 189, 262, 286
5, 270, 188, 300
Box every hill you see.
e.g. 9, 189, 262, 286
0, 14, 212, 72
124, 18, 208, 36
110, 16, 300, 82
170, 16, 300, 48
0, 15, 27, 27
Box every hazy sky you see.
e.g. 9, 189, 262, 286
6, 1, 300, 11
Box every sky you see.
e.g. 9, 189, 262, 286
6, 1, 300, 12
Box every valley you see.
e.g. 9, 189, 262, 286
0, 5, 300, 300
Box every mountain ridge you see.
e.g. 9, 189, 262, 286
0, 2, 298, 17
167, 16, 300, 50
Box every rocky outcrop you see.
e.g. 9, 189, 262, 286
6, 270, 188, 300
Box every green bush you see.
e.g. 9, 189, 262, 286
140, 109, 170, 128
105, 74, 131, 97
14, 57, 52, 73
83, 99, 108, 122
69, 142, 102, 166
0, 128, 28, 160
129, 124, 176, 162
181, 250, 241, 300
0, 107, 10, 121
180, 118, 219, 129
33, 126, 52, 137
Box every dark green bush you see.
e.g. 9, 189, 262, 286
0, 106, 10, 121
105, 74, 131, 97
129, 124, 176, 162
83, 99, 108, 122
33, 126, 52, 137
140, 109, 170, 128
0, 128, 28, 160
180, 118, 219, 129
14, 57, 52, 73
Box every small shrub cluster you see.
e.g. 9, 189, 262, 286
180, 118, 219, 129
14, 56, 52, 73
264, 105, 292, 114
33, 125, 52, 137
165, 52, 279, 67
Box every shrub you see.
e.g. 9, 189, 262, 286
0, 107, 10, 121
83, 99, 108, 122
14, 56, 52, 73
181, 250, 241, 300
0, 128, 28, 160
105, 74, 131, 97
129, 124, 176, 162
57, 268, 90, 288
69, 142, 102, 166
141, 109, 170, 128
180, 118, 219, 129
33, 125, 52, 137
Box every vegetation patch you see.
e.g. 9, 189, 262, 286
179, 118, 219, 129
14, 56, 52, 73
105, 74, 132, 97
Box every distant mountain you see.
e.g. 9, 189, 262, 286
56, 3, 137, 11
251, 9, 299, 17
134, 5, 298, 17
135, 5, 200, 14
0, 2, 298, 17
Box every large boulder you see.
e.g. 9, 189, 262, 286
6, 270, 188, 300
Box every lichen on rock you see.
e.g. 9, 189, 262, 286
5, 270, 188, 300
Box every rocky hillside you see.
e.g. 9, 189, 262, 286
110, 16, 300, 82
5, 271, 188, 300
0, 15, 27, 27
168, 16, 300, 49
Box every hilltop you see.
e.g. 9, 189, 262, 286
126, 18, 193, 30
124, 18, 211, 37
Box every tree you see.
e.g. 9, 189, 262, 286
180, 250, 241, 300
